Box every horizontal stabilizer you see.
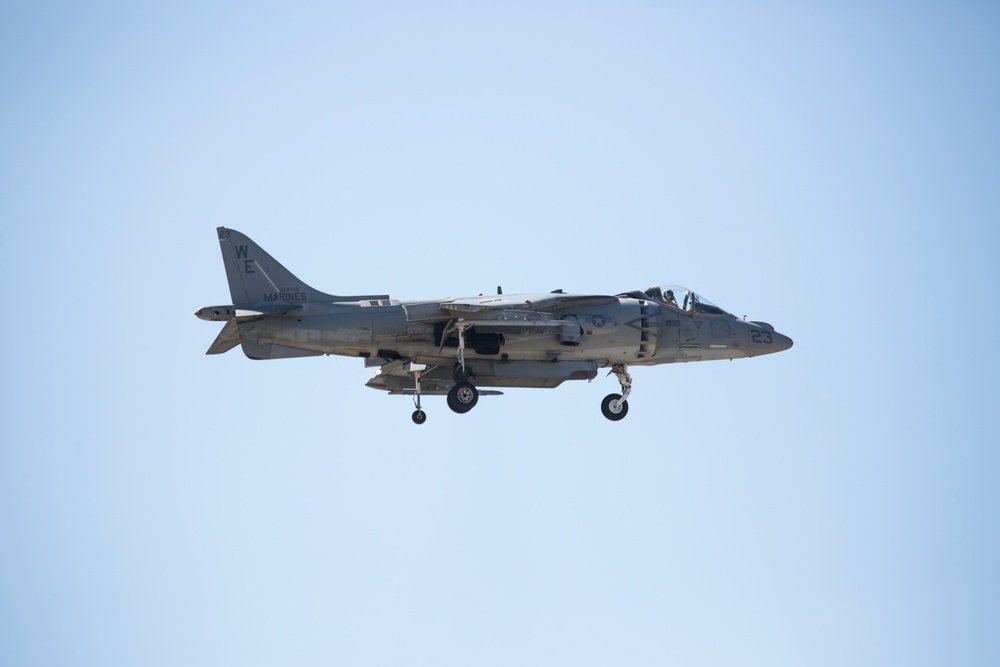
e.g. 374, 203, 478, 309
206, 319, 240, 355
195, 304, 301, 321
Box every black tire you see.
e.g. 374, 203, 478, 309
447, 382, 479, 414
412, 410, 427, 425
601, 393, 629, 421
453, 364, 472, 382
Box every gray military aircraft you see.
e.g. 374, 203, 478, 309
196, 228, 792, 424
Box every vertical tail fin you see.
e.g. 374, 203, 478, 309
216, 228, 387, 306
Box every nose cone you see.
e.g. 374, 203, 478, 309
747, 323, 793, 356
772, 331, 794, 353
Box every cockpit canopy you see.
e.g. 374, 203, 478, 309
619, 285, 732, 316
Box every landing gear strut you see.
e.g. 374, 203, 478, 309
409, 362, 428, 425
448, 325, 478, 414
407, 320, 483, 423
405, 360, 480, 423
601, 364, 632, 421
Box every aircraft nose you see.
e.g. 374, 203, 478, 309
772, 332, 794, 353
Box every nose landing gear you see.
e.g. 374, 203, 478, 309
601, 364, 632, 421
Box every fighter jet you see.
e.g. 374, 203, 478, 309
196, 228, 793, 424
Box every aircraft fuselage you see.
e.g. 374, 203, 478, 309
197, 227, 793, 422
212, 296, 790, 370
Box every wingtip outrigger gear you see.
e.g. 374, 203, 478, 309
406, 362, 428, 424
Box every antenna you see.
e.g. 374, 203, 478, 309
497, 286, 503, 294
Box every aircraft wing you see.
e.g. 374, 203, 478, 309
366, 360, 503, 395
402, 293, 618, 323
441, 293, 618, 313
444, 312, 573, 334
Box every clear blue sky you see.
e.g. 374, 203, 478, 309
2, 3, 998, 666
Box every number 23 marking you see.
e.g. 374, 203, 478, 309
751, 329, 772, 344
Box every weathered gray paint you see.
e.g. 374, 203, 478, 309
197, 228, 793, 421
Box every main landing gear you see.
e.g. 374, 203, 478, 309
408, 362, 481, 425
407, 320, 480, 425
447, 360, 479, 414
447, 381, 479, 413
601, 364, 632, 421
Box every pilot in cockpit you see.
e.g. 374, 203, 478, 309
663, 289, 678, 307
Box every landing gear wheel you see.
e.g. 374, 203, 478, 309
601, 393, 629, 421
447, 381, 479, 414
453, 364, 472, 382
412, 410, 427, 425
